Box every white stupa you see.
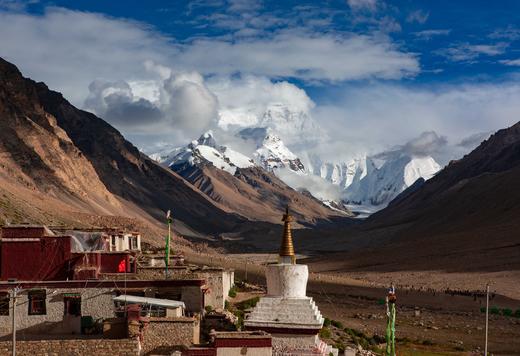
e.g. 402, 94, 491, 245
244, 207, 338, 356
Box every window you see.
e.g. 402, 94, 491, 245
0, 293, 9, 316
28, 290, 46, 315
64, 294, 81, 317
129, 236, 137, 250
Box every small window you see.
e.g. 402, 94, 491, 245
0, 293, 9, 316
28, 290, 46, 315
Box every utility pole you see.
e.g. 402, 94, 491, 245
485, 284, 489, 356
11, 288, 18, 356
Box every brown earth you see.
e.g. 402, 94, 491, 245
173, 162, 349, 226
184, 251, 520, 355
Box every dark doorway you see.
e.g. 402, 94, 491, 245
64, 294, 81, 316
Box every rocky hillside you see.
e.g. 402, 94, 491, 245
0, 57, 250, 237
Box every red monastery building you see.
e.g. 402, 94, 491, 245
0, 225, 137, 281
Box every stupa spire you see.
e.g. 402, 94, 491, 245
279, 205, 296, 264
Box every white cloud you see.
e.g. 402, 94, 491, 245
207, 75, 324, 145
228, 0, 262, 12
397, 131, 447, 157
176, 29, 419, 81
312, 82, 520, 164
457, 131, 492, 149
488, 26, 520, 40
414, 29, 451, 40
0, 0, 37, 12
0, 7, 419, 107
0, 7, 175, 105
439, 42, 508, 62
347, 0, 378, 12
84, 68, 218, 138
500, 58, 520, 66
277, 168, 342, 201
406, 10, 429, 24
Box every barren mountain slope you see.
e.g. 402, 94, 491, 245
172, 162, 348, 226
0, 57, 248, 236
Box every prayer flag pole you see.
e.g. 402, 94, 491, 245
165, 210, 172, 278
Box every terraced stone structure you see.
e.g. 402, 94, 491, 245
244, 208, 337, 356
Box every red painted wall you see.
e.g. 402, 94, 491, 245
0, 237, 73, 281
99, 253, 131, 273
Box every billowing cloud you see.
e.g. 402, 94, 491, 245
175, 29, 419, 82
0, 6, 419, 113
457, 131, 492, 149
84, 69, 218, 137
161, 71, 219, 135
401, 131, 447, 156
85, 80, 162, 126
311, 82, 520, 164
277, 168, 342, 201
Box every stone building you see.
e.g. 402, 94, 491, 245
244, 208, 338, 356
0, 226, 138, 281
104, 229, 141, 252
138, 265, 235, 311
0, 279, 205, 338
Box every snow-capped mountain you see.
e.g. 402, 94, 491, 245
158, 131, 254, 175
149, 129, 441, 215
238, 127, 306, 174
342, 154, 441, 207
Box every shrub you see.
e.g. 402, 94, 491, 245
228, 286, 238, 298
333, 342, 345, 352
515, 309, 520, 318
422, 339, 434, 346
319, 327, 332, 338
331, 320, 343, 329
236, 296, 260, 310
323, 318, 331, 327
502, 308, 513, 317
204, 305, 213, 313
490, 306, 500, 315
480, 307, 486, 313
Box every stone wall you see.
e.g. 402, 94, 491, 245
142, 316, 200, 355
137, 267, 234, 310
0, 288, 115, 337
0, 338, 139, 356
198, 270, 234, 310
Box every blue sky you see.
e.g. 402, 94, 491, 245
1, 0, 520, 160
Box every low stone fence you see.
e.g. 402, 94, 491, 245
0, 338, 140, 355
142, 316, 200, 355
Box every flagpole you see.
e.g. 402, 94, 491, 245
485, 284, 489, 356
165, 210, 172, 279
